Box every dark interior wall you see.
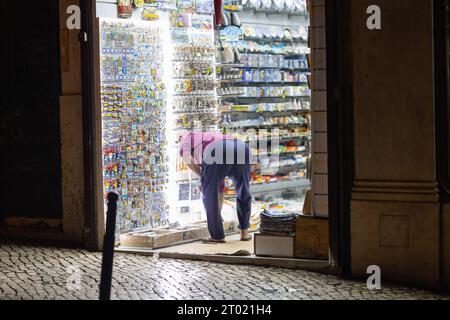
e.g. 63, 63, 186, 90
0, 1, 63, 219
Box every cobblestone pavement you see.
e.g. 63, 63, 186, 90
0, 241, 449, 300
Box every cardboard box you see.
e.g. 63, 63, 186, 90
254, 234, 295, 258
295, 215, 329, 260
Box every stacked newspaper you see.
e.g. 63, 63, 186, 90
259, 209, 298, 236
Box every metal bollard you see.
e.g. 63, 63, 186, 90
99, 192, 119, 300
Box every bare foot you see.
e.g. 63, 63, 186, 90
240, 229, 252, 241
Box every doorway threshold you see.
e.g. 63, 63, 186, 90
115, 233, 331, 274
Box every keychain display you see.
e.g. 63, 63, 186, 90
170, 13, 218, 136
173, 95, 218, 112
168, 8, 219, 220
100, 19, 170, 234
173, 61, 214, 78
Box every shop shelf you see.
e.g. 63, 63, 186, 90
244, 134, 311, 143
242, 8, 309, 17
254, 149, 309, 157
221, 109, 311, 114
250, 177, 310, 194
216, 63, 244, 68
243, 37, 308, 44
238, 51, 309, 59
235, 95, 310, 98
234, 81, 309, 86
237, 66, 310, 72
223, 123, 308, 129
217, 92, 246, 97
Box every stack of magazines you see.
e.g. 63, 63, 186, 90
259, 209, 298, 236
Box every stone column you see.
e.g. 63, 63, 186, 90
346, 0, 440, 288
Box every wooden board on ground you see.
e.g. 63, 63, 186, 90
157, 233, 254, 255
119, 221, 235, 249
119, 229, 184, 248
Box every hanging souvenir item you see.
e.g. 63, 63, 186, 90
118, 0, 133, 18
191, 14, 213, 30
294, 0, 304, 12
195, 0, 214, 14
272, 0, 284, 11
168, 8, 219, 220
220, 26, 244, 42
158, 0, 178, 10
214, 0, 223, 25
172, 11, 191, 28
177, 0, 196, 12
248, 0, 261, 10
285, 0, 295, 12
142, 6, 160, 20
261, 0, 271, 9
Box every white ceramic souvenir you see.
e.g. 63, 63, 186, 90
283, 28, 293, 41
273, 0, 284, 11
243, 25, 253, 37
249, 0, 261, 9
294, 0, 303, 12
261, 0, 272, 9
285, 0, 295, 11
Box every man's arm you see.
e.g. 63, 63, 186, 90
186, 163, 201, 177
184, 155, 201, 177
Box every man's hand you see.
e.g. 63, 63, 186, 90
187, 163, 201, 177
184, 156, 201, 176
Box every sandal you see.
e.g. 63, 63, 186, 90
202, 238, 226, 244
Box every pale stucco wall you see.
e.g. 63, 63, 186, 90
59, 0, 85, 245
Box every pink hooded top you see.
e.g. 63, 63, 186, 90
179, 132, 235, 193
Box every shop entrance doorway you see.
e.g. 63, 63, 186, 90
80, 0, 350, 275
